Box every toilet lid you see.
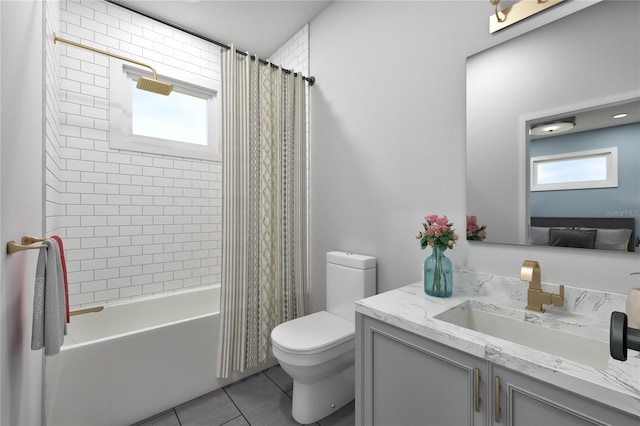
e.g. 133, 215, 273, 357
271, 311, 354, 354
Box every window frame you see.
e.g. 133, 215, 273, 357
530, 147, 618, 192
110, 61, 221, 161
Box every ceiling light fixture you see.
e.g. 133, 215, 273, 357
489, 0, 566, 33
530, 117, 576, 136
613, 113, 628, 119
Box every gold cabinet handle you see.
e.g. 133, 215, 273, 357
474, 368, 481, 413
495, 376, 501, 423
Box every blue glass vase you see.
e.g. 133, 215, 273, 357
424, 247, 453, 297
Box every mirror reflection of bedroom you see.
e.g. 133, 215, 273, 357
527, 99, 640, 253
466, 1, 640, 253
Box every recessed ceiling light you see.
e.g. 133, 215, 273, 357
613, 113, 628, 119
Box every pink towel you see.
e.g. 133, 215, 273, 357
50, 236, 70, 323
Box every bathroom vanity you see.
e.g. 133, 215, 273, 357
355, 271, 640, 425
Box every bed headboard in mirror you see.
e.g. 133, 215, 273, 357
530, 217, 636, 253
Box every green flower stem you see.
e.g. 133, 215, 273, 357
432, 249, 447, 295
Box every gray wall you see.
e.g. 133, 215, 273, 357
308, 0, 639, 312
1, 1, 45, 424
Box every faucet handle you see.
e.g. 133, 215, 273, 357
551, 284, 565, 307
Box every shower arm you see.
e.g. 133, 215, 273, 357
53, 33, 158, 80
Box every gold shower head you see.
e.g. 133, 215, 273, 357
136, 76, 174, 96
53, 33, 173, 96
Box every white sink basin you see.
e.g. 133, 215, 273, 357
435, 300, 610, 369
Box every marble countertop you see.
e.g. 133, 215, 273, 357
355, 270, 640, 417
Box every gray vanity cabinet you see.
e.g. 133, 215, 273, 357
492, 365, 640, 426
356, 314, 489, 425
356, 313, 640, 426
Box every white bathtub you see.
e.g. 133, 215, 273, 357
45, 286, 274, 426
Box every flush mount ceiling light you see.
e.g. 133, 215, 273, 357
530, 117, 576, 136
613, 113, 628, 119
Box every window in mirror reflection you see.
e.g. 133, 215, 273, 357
537, 157, 606, 184
531, 147, 618, 191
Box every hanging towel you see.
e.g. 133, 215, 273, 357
50, 236, 70, 323
31, 247, 46, 351
31, 239, 66, 356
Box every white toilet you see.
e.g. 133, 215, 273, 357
271, 251, 376, 424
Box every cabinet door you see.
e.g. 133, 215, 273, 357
493, 365, 640, 426
357, 314, 488, 426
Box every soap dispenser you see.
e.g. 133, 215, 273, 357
626, 287, 640, 329
627, 272, 640, 329
611, 273, 640, 361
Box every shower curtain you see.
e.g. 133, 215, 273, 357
217, 46, 308, 378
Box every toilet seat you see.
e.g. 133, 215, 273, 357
271, 311, 354, 365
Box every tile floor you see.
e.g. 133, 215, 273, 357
133, 365, 355, 426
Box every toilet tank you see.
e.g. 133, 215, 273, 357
326, 251, 376, 322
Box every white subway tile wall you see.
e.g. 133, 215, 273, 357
49, 1, 309, 309
268, 24, 309, 76
54, 0, 222, 308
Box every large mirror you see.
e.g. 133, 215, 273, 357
466, 1, 640, 254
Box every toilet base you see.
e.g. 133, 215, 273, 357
290, 365, 355, 424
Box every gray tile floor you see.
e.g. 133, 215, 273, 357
133, 365, 355, 426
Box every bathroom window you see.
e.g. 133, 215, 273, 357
530, 147, 618, 191
110, 63, 220, 161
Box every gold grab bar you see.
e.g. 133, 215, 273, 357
7, 236, 47, 254
70, 306, 105, 316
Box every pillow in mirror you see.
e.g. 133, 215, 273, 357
579, 228, 632, 252
529, 226, 550, 245
549, 228, 597, 249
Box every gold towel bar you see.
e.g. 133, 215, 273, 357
23, 236, 45, 244
7, 236, 47, 254
70, 306, 105, 316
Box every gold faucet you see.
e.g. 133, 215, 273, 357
520, 260, 564, 313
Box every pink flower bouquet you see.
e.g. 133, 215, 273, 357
416, 215, 458, 252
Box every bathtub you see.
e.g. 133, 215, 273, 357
45, 286, 274, 426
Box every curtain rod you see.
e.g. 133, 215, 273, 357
104, 0, 315, 86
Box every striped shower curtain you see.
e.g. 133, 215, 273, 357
216, 46, 308, 378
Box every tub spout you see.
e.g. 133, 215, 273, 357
70, 306, 104, 316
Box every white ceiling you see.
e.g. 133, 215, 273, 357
113, 0, 333, 58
